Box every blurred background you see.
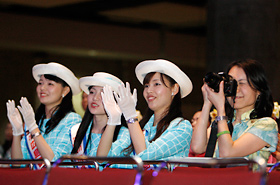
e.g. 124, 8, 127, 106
0, 0, 280, 143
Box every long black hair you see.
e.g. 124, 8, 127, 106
225, 59, 273, 121
122, 72, 183, 155
71, 86, 126, 154
35, 74, 74, 134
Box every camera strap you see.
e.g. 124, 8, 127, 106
205, 120, 233, 157
204, 120, 218, 157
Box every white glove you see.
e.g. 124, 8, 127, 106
115, 82, 137, 121
132, 88, 137, 108
101, 85, 122, 125
17, 97, 38, 132
6, 100, 24, 136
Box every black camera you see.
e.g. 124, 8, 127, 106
204, 72, 237, 97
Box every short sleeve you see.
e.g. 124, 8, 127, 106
246, 117, 278, 151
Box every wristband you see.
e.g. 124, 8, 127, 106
217, 130, 230, 137
31, 131, 41, 139
215, 116, 228, 122
127, 117, 138, 124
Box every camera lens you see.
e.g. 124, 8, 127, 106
204, 72, 223, 92
204, 72, 237, 96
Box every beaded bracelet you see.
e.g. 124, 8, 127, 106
216, 130, 230, 137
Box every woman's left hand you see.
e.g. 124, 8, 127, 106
101, 85, 122, 125
115, 82, 137, 121
17, 97, 38, 132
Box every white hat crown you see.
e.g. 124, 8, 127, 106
32, 62, 81, 95
135, 59, 193, 98
79, 72, 124, 94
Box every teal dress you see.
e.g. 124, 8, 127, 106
108, 115, 193, 168
69, 122, 128, 170
21, 112, 81, 161
83, 124, 128, 156
214, 109, 278, 162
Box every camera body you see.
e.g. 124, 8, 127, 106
204, 72, 237, 97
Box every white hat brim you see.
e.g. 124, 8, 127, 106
32, 62, 81, 95
135, 59, 192, 98
79, 72, 124, 94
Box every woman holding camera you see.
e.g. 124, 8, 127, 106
191, 59, 278, 164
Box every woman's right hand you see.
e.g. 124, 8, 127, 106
6, 100, 24, 136
204, 81, 226, 114
201, 83, 212, 107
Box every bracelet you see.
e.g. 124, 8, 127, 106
217, 130, 230, 137
215, 116, 228, 122
127, 117, 138, 124
31, 131, 41, 139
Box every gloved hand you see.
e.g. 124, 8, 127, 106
17, 97, 38, 132
6, 100, 24, 136
101, 85, 122, 125
115, 82, 137, 121
132, 88, 137, 108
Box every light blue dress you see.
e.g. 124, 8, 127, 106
71, 122, 129, 156
108, 115, 193, 168
68, 122, 128, 170
214, 109, 278, 162
21, 112, 81, 161
82, 122, 102, 156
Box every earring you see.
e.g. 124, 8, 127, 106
256, 95, 260, 102
62, 94, 65, 98
171, 92, 174, 96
